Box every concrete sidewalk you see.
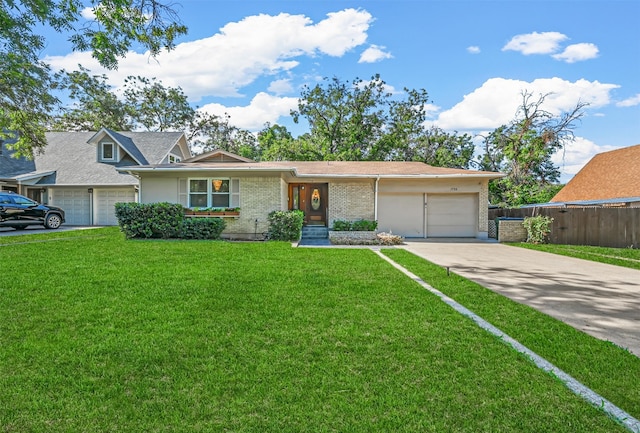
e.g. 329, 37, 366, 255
401, 239, 640, 357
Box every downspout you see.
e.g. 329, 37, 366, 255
374, 175, 380, 221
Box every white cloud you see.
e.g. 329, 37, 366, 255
617, 93, 640, 107
502, 31, 568, 55
198, 92, 299, 131
358, 44, 393, 63
552, 137, 618, 182
45, 8, 374, 101
467, 46, 481, 54
435, 77, 619, 131
81, 7, 96, 20
268, 79, 294, 95
552, 43, 599, 63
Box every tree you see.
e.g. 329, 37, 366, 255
290, 75, 474, 167
258, 124, 322, 161
374, 87, 475, 168
1, 0, 186, 157
291, 75, 389, 160
480, 91, 587, 206
123, 76, 195, 132
51, 66, 132, 131
188, 112, 260, 160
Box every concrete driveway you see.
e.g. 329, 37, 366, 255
401, 239, 640, 357
0, 226, 99, 237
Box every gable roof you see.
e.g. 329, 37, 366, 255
185, 149, 255, 163
120, 158, 503, 179
551, 144, 640, 202
1, 130, 190, 186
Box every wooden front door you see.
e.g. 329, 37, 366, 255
289, 183, 328, 225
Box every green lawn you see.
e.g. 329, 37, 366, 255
0, 228, 634, 432
511, 243, 640, 270
382, 249, 640, 420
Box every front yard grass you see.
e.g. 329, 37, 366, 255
511, 243, 640, 270
0, 228, 634, 432
382, 248, 640, 423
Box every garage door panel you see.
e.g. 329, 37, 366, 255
52, 189, 90, 226
96, 188, 135, 226
378, 193, 424, 237
427, 194, 477, 238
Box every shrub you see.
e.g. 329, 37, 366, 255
352, 219, 378, 231
180, 218, 226, 240
523, 215, 554, 244
332, 220, 352, 231
267, 210, 304, 241
332, 219, 378, 231
115, 202, 184, 239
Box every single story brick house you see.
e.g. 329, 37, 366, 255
119, 149, 504, 239
0, 129, 191, 225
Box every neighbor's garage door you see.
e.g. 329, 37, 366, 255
377, 193, 425, 237
426, 194, 477, 237
96, 188, 136, 226
52, 188, 91, 225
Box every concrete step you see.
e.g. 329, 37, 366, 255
301, 226, 329, 239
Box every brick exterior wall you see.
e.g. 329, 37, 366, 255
497, 219, 527, 242
223, 177, 283, 238
328, 181, 375, 226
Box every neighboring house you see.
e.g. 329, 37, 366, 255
118, 149, 504, 239
550, 144, 640, 208
0, 129, 191, 225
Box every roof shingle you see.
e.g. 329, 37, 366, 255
551, 144, 640, 202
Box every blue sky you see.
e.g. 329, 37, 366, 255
42, 0, 640, 182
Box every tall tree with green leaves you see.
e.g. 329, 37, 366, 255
51, 66, 132, 131
480, 91, 587, 206
0, 0, 186, 157
123, 76, 195, 132
258, 124, 322, 161
188, 112, 260, 160
290, 75, 475, 167
291, 75, 389, 160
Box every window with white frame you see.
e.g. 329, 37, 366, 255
188, 178, 239, 208
168, 154, 181, 163
101, 142, 115, 161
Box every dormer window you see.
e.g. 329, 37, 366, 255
101, 142, 115, 161
168, 154, 181, 163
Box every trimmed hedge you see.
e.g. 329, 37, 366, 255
180, 217, 226, 240
267, 210, 304, 241
115, 202, 226, 240
332, 219, 378, 231
115, 202, 184, 239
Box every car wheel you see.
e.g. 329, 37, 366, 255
45, 213, 62, 229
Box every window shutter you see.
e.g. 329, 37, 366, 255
178, 178, 188, 207
230, 179, 240, 207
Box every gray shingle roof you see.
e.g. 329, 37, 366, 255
1, 130, 186, 186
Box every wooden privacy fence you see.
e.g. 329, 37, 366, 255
489, 207, 640, 248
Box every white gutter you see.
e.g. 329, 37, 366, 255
374, 175, 380, 221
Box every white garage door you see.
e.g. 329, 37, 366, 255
426, 194, 477, 237
96, 188, 136, 226
52, 189, 91, 225
378, 193, 425, 237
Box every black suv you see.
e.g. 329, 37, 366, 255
0, 192, 65, 230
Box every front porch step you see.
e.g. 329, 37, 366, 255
301, 226, 329, 239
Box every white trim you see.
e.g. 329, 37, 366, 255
101, 142, 116, 161
187, 177, 236, 208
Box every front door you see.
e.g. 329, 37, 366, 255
289, 183, 328, 225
